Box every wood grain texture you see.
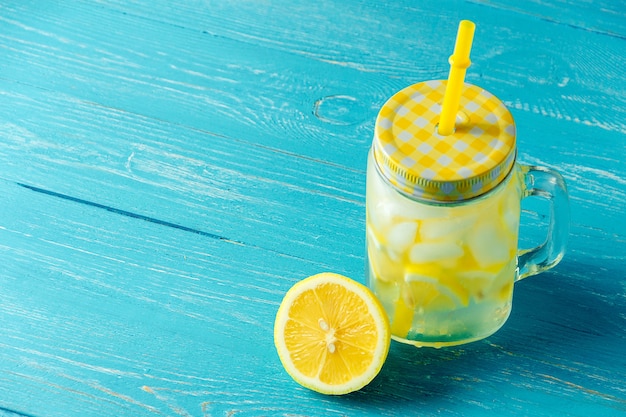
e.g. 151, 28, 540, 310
0, 0, 624, 416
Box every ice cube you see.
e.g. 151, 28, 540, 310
367, 230, 404, 283
387, 221, 419, 254
419, 215, 476, 241
367, 200, 395, 234
501, 209, 520, 236
499, 190, 521, 235
467, 220, 514, 268
368, 194, 423, 234
409, 241, 464, 264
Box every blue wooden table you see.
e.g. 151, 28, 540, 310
1, 1, 625, 416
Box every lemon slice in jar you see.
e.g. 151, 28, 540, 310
404, 272, 470, 311
274, 273, 391, 395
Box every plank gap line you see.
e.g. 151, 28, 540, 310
16, 182, 230, 242
15, 182, 322, 264
0, 406, 39, 417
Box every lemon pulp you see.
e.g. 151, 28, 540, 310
274, 273, 390, 395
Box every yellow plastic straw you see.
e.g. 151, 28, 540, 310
438, 20, 476, 136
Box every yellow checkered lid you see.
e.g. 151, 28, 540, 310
373, 80, 516, 202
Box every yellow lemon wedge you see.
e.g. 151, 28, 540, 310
405, 273, 469, 311
274, 273, 391, 395
390, 295, 414, 339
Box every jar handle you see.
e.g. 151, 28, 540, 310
517, 165, 570, 280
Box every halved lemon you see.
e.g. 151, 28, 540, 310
274, 273, 391, 395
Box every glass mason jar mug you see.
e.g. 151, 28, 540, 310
365, 81, 569, 347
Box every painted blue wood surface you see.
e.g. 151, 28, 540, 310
0, 1, 624, 416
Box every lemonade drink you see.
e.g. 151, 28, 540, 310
367, 151, 523, 347
365, 80, 522, 347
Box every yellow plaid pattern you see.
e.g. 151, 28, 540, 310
373, 80, 516, 201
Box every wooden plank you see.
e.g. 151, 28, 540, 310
1, 176, 624, 415
469, 0, 625, 38
1, 0, 624, 168
0, 178, 300, 416
0, 1, 392, 169
0, 0, 624, 416
1, 0, 624, 262
1, 79, 624, 294
0, 104, 624, 415
83, 0, 626, 135
0, 76, 623, 263
0, 62, 374, 267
